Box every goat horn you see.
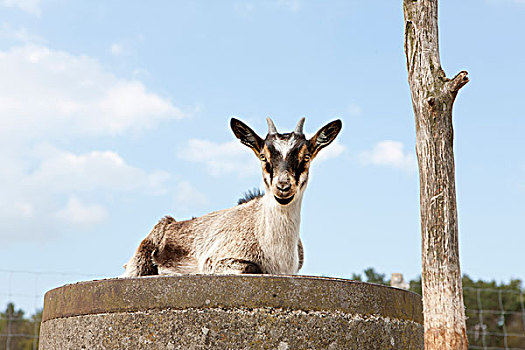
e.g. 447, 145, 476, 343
294, 117, 305, 134
267, 117, 278, 134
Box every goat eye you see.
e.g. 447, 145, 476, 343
304, 154, 311, 162
259, 154, 266, 161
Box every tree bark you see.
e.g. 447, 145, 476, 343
402, 1, 469, 349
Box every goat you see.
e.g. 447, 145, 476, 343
122, 117, 342, 276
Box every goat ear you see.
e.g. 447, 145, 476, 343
309, 119, 342, 158
231, 118, 263, 154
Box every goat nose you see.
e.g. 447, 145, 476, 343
277, 182, 291, 192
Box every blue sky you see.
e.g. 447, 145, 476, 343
1, 0, 524, 312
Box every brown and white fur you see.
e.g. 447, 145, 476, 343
122, 117, 342, 277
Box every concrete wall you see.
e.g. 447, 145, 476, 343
39, 275, 423, 349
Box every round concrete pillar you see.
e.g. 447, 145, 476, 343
39, 275, 423, 349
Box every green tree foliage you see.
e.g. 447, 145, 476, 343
0, 303, 40, 350
351, 267, 390, 286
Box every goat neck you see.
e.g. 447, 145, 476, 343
257, 191, 303, 274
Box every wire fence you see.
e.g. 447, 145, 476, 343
465, 286, 525, 350
1, 270, 524, 350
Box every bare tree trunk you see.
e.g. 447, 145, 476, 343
402, 1, 469, 349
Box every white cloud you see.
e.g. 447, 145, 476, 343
178, 139, 259, 177
0, 44, 187, 140
233, 2, 255, 16
0, 23, 44, 43
56, 197, 108, 227
315, 141, 346, 163
0, 0, 40, 16
0, 145, 171, 241
25, 145, 171, 194
359, 141, 416, 172
276, 0, 301, 12
110, 43, 124, 56
0, 43, 189, 243
109, 34, 144, 58
174, 181, 209, 212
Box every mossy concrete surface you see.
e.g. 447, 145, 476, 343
39, 275, 423, 349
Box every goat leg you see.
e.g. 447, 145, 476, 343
213, 258, 263, 274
